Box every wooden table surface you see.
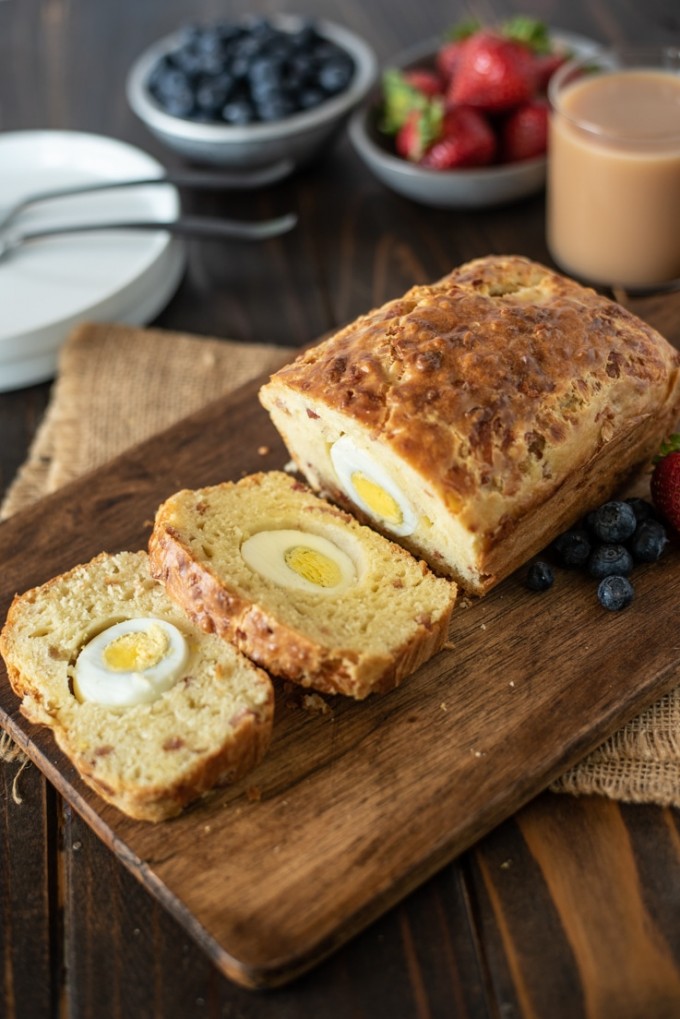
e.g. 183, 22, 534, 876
2, 1, 680, 1016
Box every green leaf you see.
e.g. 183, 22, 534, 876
501, 15, 552, 54
379, 69, 432, 135
653, 434, 680, 462
443, 18, 480, 42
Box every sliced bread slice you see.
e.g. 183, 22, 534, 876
149, 471, 456, 699
0, 550, 274, 822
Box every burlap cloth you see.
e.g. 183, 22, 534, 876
2, 321, 680, 806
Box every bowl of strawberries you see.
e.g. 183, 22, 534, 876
349, 16, 599, 208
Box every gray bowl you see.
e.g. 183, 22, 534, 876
349, 29, 599, 209
126, 16, 378, 171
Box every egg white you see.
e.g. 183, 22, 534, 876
240, 528, 357, 595
329, 435, 418, 537
73, 618, 189, 707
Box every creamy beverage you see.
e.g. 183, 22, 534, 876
547, 56, 680, 288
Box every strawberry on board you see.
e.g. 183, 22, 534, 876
501, 98, 549, 161
651, 435, 680, 533
420, 106, 496, 169
447, 31, 537, 113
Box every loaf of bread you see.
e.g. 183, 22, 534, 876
0, 550, 274, 822
259, 255, 680, 594
148, 471, 456, 699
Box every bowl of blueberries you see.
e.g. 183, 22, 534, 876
126, 14, 377, 170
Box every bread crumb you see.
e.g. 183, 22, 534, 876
283, 460, 297, 474
458, 598, 472, 610
440, 702, 448, 711
441, 641, 455, 651
509, 680, 515, 688
302, 693, 332, 717
257, 445, 270, 456
500, 859, 512, 870
246, 786, 261, 802
480, 623, 487, 630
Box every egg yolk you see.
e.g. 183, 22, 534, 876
284, 545, 343, 588
101, 625, 170, 673
351, 471, 404, 525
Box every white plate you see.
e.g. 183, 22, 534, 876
0, 131, 185, 389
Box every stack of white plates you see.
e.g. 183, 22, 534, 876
0, 131, 186, 392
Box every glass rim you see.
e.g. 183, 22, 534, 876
548, 45, 680, 143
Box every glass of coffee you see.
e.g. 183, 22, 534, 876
546, 46, 680, 290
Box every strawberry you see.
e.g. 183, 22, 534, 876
402, 68, 444, 98
501, 98, 549, 162
533, 50, 568, 91
651, 435, 680, 533
436, 39, 466, 82
420, 106, 496, 169
396, 104, 443, 161
447, 31, 537, 113
380, 68, 443, 135
436, 19, 479, 81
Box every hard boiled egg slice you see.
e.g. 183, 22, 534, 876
330, 435, 417, 537
73, 618, 189, 707
241, 529, 357, 595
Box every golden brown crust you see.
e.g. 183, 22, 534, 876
260, 256, 680, 593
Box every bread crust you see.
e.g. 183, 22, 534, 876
260, 256, 680, 593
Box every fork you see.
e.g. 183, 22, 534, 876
0, 211, 297, 262
0, 160, 293, 233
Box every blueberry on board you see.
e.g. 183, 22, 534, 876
552, 528, 591, 568
589, 500, 637, 543
526, 561, 554, 592
597, 575, 634, 611
630, 519, 668, 563
625, 497, 658, 524
588, 544, 634, 579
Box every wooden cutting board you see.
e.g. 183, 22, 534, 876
1, 374, 679, 989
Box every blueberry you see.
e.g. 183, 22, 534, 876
317, 56, 355, 94
588, 544, 634, 579
257, 93, 296, 121
526, 561, 554, 592
597, 575, 634, 611
298, 86, 326, 109
589, 500, 637, 543
195, 79, 233, 114
221, 98, 256, 125
629, 519, 668, 563
552, 528, 591, 568
625, 497, 658, 524
144, 16, 354, 125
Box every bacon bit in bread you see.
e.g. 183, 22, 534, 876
94, 745, 114, 757
163, 736, 185, 751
